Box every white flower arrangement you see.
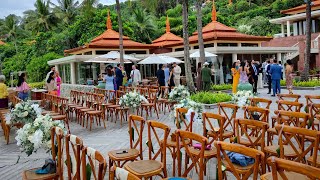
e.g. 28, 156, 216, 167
6, 101, 42, 125
232, 90, 254, 107
119, 91, 149, 109
171, 98, 204, 126
168, 85, 190, 102
15, 115, 65, 156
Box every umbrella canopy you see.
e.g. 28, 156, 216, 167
190, 50, 217, 58
85, 51, 139, 63
138, 54, 183, 64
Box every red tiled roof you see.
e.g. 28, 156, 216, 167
281, 0, 320, 15
0, 40, 5, 45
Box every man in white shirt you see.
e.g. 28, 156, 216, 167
45, 66, 55, 83
172, 62, 181, 86
130, 65, 141, 87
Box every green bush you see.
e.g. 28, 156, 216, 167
190, 92, 232, 104
28, 82, 45, 89
280, 80, 320, 87
211, 84, 232, 91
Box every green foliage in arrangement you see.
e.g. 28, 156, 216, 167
211, 84, 232, 91
28, 82, 45, 89
280, 80, 320, 87
190, 92, 232, 104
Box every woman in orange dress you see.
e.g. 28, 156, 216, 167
231, 61, 240, 93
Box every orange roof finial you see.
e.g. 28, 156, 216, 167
107, 10, 112, 30
166, 15, 170, 33
211, 0, 217, 22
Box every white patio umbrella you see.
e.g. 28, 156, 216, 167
138, 54, 184, 64
85, 51, 140, 63
190, 50, 217, 58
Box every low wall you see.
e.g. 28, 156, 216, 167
60, 83, 95, 97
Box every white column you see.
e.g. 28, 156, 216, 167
55, 65, 59, 73
232, 53, 237, 63
92, 63, 97, 80
287, 21, 291, 37
293, 22, 298, 36
299, 21, 303, 35
281, 23, 285, 37
237, 43, 241, 47
218, 55, 224, 84
70, 62, 76, 84
63, 65, 66, 83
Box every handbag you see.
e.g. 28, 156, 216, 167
35, 159, 56, 174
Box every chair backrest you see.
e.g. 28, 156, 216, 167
119, 86, 125, 92
160, 86, 169, 98
275, 124, 320, 165
267, 157, 320, 180
147, 120, 170, 173
107, 90, 116, 104
177, 130, 209, 179
277, 94, 301, 102
202, 112, 226, 143
214, 141, 265, 180
66, 134, 84, 180
138, 88, 148, 97
276, 100, 303, 112
309, 103, 320, 127
70, 90, 77, 104
175, 108, 193, 131
81, 147, 107, 180
235, 119, 268, 150
77, 91, 86, 106
249, 97, 272, 109
129, 115, 145, 160
305, 95, 320, 107
109, 166, 140, 180
243, 106, 270, 122
58, 97, 69, 115
218, 103, 239, 132
277, 110, 309, 128
51, 127, 64, 178
148, 89, 158, 103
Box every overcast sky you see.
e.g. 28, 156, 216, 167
0, 0, 126, 18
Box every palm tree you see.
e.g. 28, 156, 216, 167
195, 0, 205, 64
116, 0, 124, 66
80, 0, 98, 17
0, 15, 21, 52
302, 0, 312, 81
182, 0, 195, 92
132, 8, 156, 43
51, 0, 79, 25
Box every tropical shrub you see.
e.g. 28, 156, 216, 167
28, 82, 45, 89
211, 84, 232, 91
190, 92, 232, 104
280, 80, 320, 87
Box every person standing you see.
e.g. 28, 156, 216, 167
130, 65, 141, 87
46, 72, 58, 95
270, 59, 282, 97
55, 71, 62, 96
201, 62, 212, 91
285, 60, 294, 94
16, 73, 30, 101
172, 62, 181, 86
46, 66, 56, 82
115, 64, 124, 90
164, 64, 170, 87
156, 64, 165, 97
121, 66, 127, 86
196, 62, 202, 91
168, 66, 175, 92
262, 60, 267, 84
248, 60, 259, 94
0, 75, 9, 108
231, 60, 240, 93
265, 60, 272, 94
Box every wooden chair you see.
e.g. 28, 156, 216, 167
305, 95, 320, 109
243, 106, 270, 122
0, 108, 12, 144
271, 100, 303, 128
309, 103, 320, 130
124, 120, 169, 179
22, 127, 64, 180
202, 112, 233, 144
249, 97, 272, 109
157, 86, 169, 113
177, 130, 216, 180
218, 103, 239, 133
215, 141, 265, 180
277, 94, 301, 102
86, 93, 106, 131
50, 96, 71, 133
108, 115, 145, 171
109, 166, 140, 180
140, 89, 159, 120
65, 134, 83, 180
81, 147, 107, 180
261, 157, 320, 180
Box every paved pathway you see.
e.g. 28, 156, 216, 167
0, 88, 319, 179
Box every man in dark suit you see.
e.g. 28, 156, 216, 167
248, 60, 259, 94
115, 64, 124, 90
270, 59, 282, 97
265, 60, 272, 94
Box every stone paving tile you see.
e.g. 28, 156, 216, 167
0, 88, 318, 180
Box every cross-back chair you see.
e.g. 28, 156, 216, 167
85, 93, 106, 131
243, 106, 270, 122
218, 103, 239, 133
277, 94, 301, 102
22, 127, 64, 180
249, 97, 272, 109
109, 166, 141, 180
157, 86, 169, 113
305, 95, 320, 108
65, 134, 84, 180
261, 157, 320, 180
215, 141, 264, 180
124, 120, 169, 179
140, 89, 159, 120
81, 147, 107, 180
309, 103, 320, 130
108, 115, 145, 171
50, 96, 70, 133
271, 100, 303, 128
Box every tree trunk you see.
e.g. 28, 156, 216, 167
116, 0, 124, 66
182, 0, 195, 92
302, 0, 311, 81
196, 0, 205, 64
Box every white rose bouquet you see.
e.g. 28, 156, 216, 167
168, 85, 190, 102
119, 91, 149, 109
232, 90, 254, 107
15, 115, 65, 156
6, 101, 42, 125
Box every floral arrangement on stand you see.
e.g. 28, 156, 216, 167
15, 115, 65, 156
6, 101, 42, 125
119, 91, 149, 110
168, 85, 190, 102
232, 90, 254, 107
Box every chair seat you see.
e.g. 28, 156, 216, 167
264, 145, 301, 157
222, 159, 255, 173
107, 105, 121, 108
163, 138, 191, 147
207, 130, 234, 139
260, 172, 310, 180
108, 149, 139, 161
307, 155, 320, 167
238, 136, 262, 146
51, 115, 67, 120
267, 127, 276, 134
22, 168, 59, 180
124, 160, 162, 178
189, 146, 217, 158
86, 111, 102, 115
80, 108, 95, 112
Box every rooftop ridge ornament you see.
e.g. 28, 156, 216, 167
107, 10, 112, 30
211, 0, 217, 22
166, 15, 170, 33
